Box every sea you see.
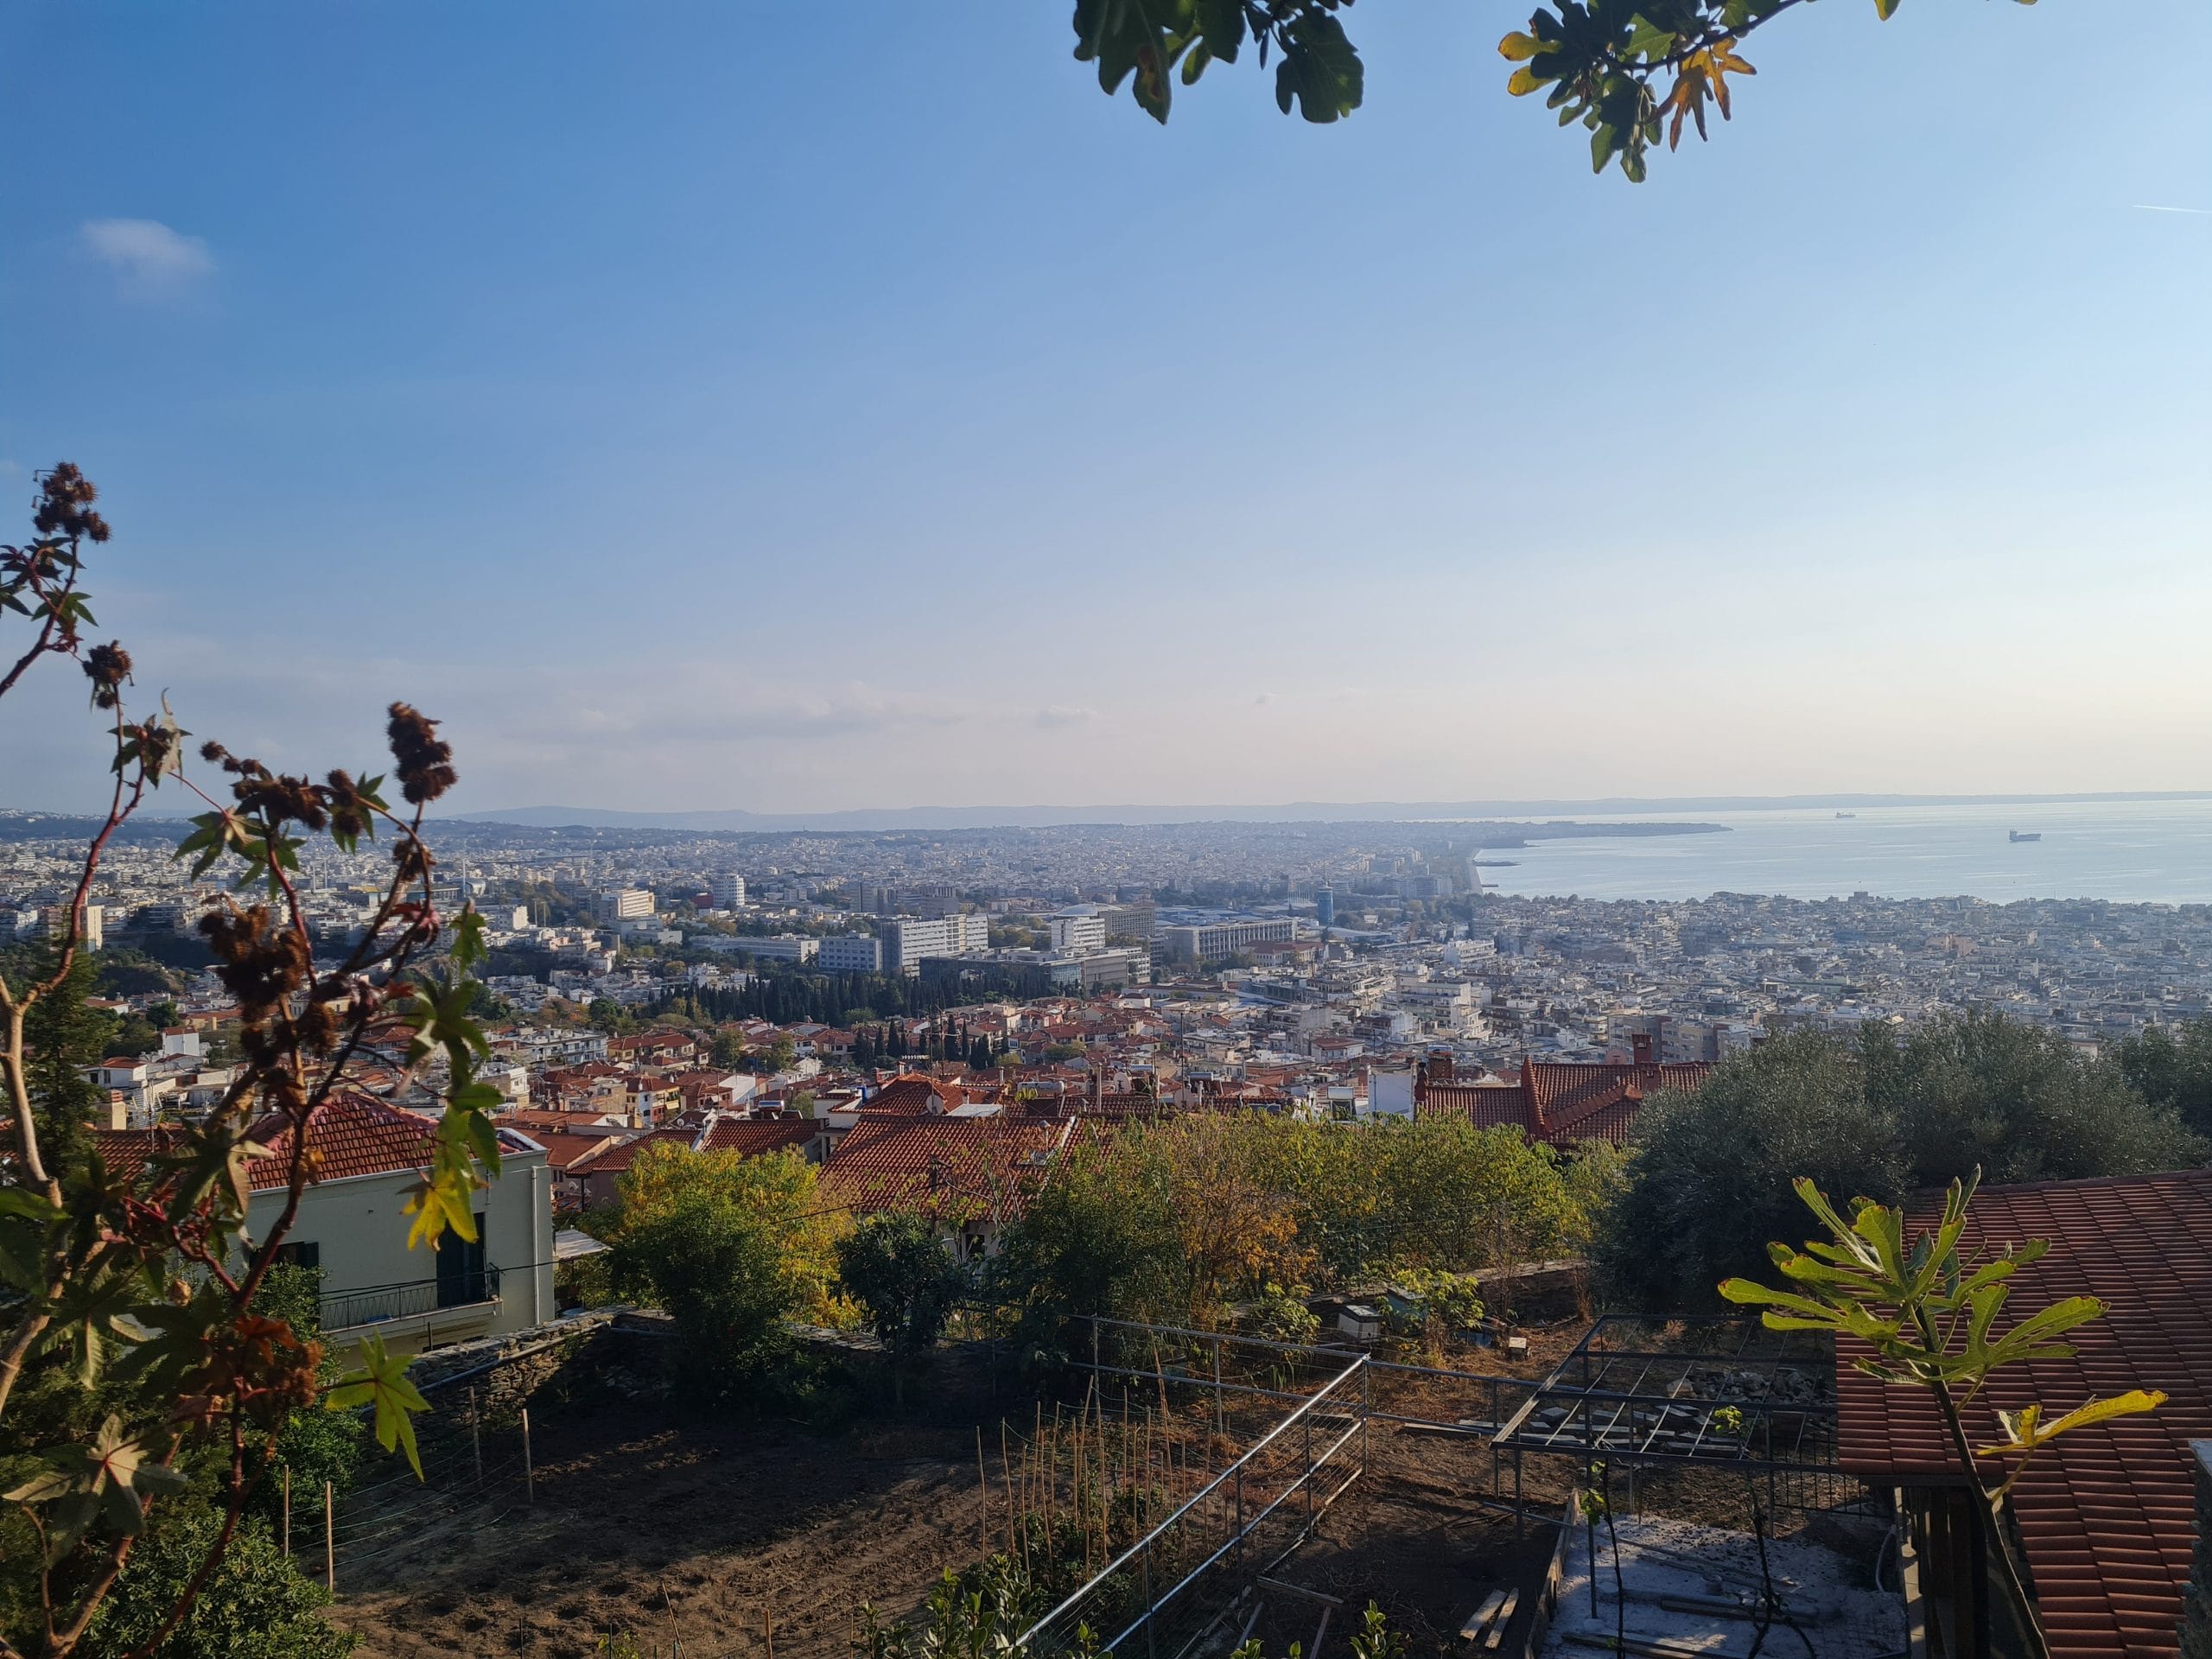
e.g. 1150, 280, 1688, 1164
1465, 798, 2212, 906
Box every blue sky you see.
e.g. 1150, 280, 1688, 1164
3, 2, 2208, 815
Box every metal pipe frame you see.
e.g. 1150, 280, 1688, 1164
1017, 1347, 1370, 1655
1490, 1314, 1850, 1483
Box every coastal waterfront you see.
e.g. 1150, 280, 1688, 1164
1476, 797, 2212, 906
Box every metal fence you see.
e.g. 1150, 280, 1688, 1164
1490, 1315, 1877, 1517
1017, 1350, 1370, 1659
322, 1263, 502, 1333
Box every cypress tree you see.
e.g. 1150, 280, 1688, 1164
7, 945, 116, 1166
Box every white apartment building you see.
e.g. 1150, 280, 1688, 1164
41, 903, 103, 951
709, 873, 747, 909
1157, 918, 1296, 963
880, 913, 988, 975
819, 934, 883, 973
98, 1093, 555, 1360
595, 887, 655, 924
1050, 909, 1108, 955
738, 936, 819, 963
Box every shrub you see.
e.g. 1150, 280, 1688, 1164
836, 1211, 970, 1405
609, 1146, 843, 1395
84, 1509, 352, 1659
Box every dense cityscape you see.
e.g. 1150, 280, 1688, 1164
10, 809, 2210, 1140
8, 3, 2204, 1656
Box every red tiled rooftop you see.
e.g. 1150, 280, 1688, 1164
93, 1091, 499, 1189
1833, 1167, 2212, 1659
822, 1115, 1081, 1220
696, 1117, 818, 1157
1416, 1058, 1712, 1145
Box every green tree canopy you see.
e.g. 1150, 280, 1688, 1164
1, 944, 115, 1169
2113, 1015, 2212, 1143
995, 1111, 1611, 1352
836, 1212, 970, 1405
83, 1508, 353, 1659
1597, 1014, 2204, 1313
607, 1145, 842, 1396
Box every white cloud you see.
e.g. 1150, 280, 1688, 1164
1034, 705, 1096, 730
79, 218, 214, 296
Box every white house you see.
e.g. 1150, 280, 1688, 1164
99, 1092, 555, 1359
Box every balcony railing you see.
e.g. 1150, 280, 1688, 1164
321, 1265, 501, 1333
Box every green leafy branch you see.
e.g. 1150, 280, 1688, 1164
1719, 1169, 2162, 1658
1074, 0, 1361, 125
1073, 0, 2039, 183
0, 463, 493, 1656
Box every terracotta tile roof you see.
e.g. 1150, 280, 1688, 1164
1415, 1058, 1711, 1145
822, 1115, 1080, 1221
93, 1092, 469, 1189
533, 1130, 626, 1171
568, 1127, 694, 1178
1012, 1092, 1173, 1122
696, 1117, 819, 1158
861, 1075, 969, 1118
1832, 1168, 2212, 1659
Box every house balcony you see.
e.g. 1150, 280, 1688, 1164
320, 1265, 504, 1351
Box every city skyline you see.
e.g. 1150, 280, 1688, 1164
4, 3, 2209, 815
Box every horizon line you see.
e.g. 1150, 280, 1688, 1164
425, 788, 2212, 832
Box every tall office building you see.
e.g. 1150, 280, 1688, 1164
594, 887, 656, 925
1049, 909, 1107, 955
709, 872, 747, 909
1315, 887, 1336, 928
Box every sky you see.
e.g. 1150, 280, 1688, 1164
3, 2, 2209, 818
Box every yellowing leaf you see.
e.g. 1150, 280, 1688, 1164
1978, 1389, 2166, 1459
324, 1333, 429, 1478
402, 1164, 482, 1249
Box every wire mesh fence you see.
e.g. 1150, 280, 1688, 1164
303, 1385, 540, 1590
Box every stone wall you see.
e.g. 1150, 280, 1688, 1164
407, 1307, 625, 1415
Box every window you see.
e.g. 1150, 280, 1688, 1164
273, 1240, 321, 1272
435, 1215, 488, 1306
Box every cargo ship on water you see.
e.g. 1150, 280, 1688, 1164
2010, 830, 2042, 842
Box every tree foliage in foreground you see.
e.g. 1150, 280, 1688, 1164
1, 466, 504, 1657
836, 1212, 970, 1407
80, 1508, 352, 1659
1598, 1015, 2206, 1313
1074, 0, 2036, 179
2113, 1014, 2212, 1145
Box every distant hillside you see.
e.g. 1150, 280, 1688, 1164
445, 791, 2212, 835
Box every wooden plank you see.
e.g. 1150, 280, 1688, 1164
1258, 1576, 1344, 1607
1483, 1590, 1520, 1650
1559, 1633, 1741, 1659
1459, 1591, 1508, 1643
